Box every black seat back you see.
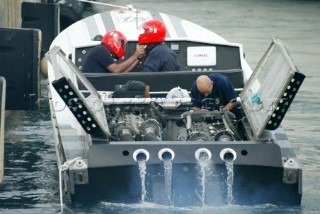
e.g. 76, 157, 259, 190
83, 69, 244, 93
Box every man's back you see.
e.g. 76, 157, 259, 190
141, 43, 180, 72
82, 45, 115, 73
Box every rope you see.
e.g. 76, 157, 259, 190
250, 92, 262, 105
77, 0, 135, 10
58, 157, 81, 213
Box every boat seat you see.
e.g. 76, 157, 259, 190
81, 69, 244, 94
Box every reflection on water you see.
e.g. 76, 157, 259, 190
1, 0, 320, 213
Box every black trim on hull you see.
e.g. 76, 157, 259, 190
70, 164, 301, 206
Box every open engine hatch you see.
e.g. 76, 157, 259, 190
240, 38, 305, 138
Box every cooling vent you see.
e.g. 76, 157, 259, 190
52, 77, 108, 138
265, 72, 305, 130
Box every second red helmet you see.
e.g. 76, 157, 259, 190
101, 30, 127, 59
138, 20, 166, 45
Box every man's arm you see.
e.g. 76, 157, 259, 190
192, 106, 201, 111
192, 107, 208, 112
107, 46, 145, 73
190, 82, 203, 111
123, 59, 140, 73
224, 100, 237, 111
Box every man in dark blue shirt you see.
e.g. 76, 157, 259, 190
82, 30, 145, 73
138, 20, 180, 72
142, 43, 180, 72
191, 73, 238, 112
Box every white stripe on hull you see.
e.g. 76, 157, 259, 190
111, 10, 153, 41
160, 13, 178, 39
94, 14, 107, 36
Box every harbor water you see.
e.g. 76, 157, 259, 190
1, 0, 320, 213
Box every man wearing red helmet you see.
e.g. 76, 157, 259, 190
138, 20, 180, 72
82, 30, 145, 73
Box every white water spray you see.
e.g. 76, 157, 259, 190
198, 158, 212, 206
220, 148, 237, 205
195, 148, 212, 206
133, 149, 150, 203
164, 159, 173, 204
225, 160, 234, 204
158, 148, 175, 205
138, 160, 147, 203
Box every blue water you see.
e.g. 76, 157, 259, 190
1, 0, 320, 213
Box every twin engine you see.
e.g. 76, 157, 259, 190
106, 102, 242, 142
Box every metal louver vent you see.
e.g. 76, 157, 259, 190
265, 72, 305, 130
52, 77, 108, 138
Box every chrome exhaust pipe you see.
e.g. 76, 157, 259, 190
220, 148, 237, 162
133, 149, 150, 162
195, 148, 212, 161
158, 148, 175, 161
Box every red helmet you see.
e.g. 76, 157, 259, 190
138, 20, 166, 45
101, 30, 127, 59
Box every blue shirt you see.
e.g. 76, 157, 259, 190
141, 43, 180, 72
82, 45, 115, 73
191, 73, 237, 111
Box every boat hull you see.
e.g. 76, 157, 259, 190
46, 8, 304, 207
61, 141, 302, 206
70, 164, 301, 206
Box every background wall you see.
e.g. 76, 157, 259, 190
0, 0, 41, 28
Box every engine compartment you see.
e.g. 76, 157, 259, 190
104, 98, 248, 142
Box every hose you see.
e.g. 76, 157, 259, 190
221, 108, 242, 141
150, 101, 166, 128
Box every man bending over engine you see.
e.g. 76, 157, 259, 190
191, 74, 241, 119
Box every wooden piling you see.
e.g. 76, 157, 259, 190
0, 77, 5, 183
0, 0, 41, 183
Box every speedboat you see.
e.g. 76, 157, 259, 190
46, 5, 304, 206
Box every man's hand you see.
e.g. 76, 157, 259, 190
192, 107, 208, 112
134, 46, 146, 59
108, 46, 146, 73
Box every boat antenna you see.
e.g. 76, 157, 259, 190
78, 0, 136, 10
